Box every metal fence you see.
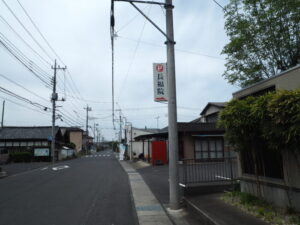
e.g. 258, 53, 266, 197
179, 157, 238, 186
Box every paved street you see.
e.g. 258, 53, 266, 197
0, 150, 137, 225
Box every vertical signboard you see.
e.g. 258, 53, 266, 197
153, 63, 168, 102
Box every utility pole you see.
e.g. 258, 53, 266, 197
1, 100, 5, 128
165, 0, 179, 210
84, 105, 92, 154
51, 60, 66, 163
118, 110, 122, 142
111, 0, 180, 209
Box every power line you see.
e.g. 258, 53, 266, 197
0, 73, 49, 103
212, 0, 226, 11
2, 0, 54, 61
118, 35, 225, 60
117, 5, 152, 100
0, 95, 50, 116
115, 5, 149, 33
15, 0, 85, 103
0, 15, 52, 66
0, 85, 50, 111
0, 34, 52, 87
16, 0, 64, 65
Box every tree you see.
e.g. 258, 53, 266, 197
222, 0, 300, 87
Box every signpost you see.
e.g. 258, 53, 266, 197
153, 63, 168, 102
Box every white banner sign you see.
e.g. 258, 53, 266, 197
153, 63, 168, 102
34, 148, 50, 156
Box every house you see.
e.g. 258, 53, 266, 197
232, 65, 300, 210
82, 131, 94, 152
0, 126, 63, 163
125, 126, 160, 160
191, 102, 226, 123
61, 127, 83, 153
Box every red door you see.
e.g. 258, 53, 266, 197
151, 141, 167, 165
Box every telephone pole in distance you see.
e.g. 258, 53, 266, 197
51, 60, 66, 163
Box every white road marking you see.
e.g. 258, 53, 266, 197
52, 165, 70, 171
40, 167, 48, 171
179, 183, 186, 187
215, 175, 231, 180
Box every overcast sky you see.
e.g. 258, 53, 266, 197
0, 0, 238, 140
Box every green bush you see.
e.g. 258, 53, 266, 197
9, 152, 32, 162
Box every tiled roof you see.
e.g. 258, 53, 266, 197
0, 126, 60, 140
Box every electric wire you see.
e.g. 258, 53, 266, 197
1, 0, 54, 61
0, 95, 50, 116
0, 86, 50, 111
118, 35, 225, 60
16, 0, 85, 102
117, 5, 152, 100
4, 0, 84, 106
16, 0, 64, 65
0, 73, 49, 103
0, 33, 52, 82
0, 34, 52, 87
0, 15, 52, 67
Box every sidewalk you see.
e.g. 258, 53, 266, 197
119, 161, 173, 225
129, 162, 203, 225
131, 160, 270, 225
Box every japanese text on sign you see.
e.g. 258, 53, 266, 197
153, 63, 168, 102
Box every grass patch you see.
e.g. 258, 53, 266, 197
221, 191, 300, 225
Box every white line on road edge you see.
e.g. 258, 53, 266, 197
40, 167, 48, 171
52, 165, 70, 171
215, 175, 231, 180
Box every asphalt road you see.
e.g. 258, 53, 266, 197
0, 150, 137, 225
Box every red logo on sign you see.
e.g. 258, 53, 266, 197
156, 64, 164, 72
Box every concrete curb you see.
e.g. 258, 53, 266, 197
119, 161, 173, 225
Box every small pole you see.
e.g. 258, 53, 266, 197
1, 100, 5, 128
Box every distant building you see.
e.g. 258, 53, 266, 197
126, 127, 160, 159
61, 127, 83, 153
0, 126, 63, 163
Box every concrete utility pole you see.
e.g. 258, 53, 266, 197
84, 105, 92, 154
165, 0, 179, 210
1, 100, 5, 128
111, 0, 180, 209
51, 60, 66, 163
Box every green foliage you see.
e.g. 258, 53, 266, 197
222, 0, 300, 87
218, 90, 300, 152
9, 152, 32, 162
66, 142, 76, 149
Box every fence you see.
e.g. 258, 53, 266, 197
179, 157, 238, 186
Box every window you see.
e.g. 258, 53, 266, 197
195, 137, 224, 160
241, 149, 283, 179
20, 142, 27, 146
